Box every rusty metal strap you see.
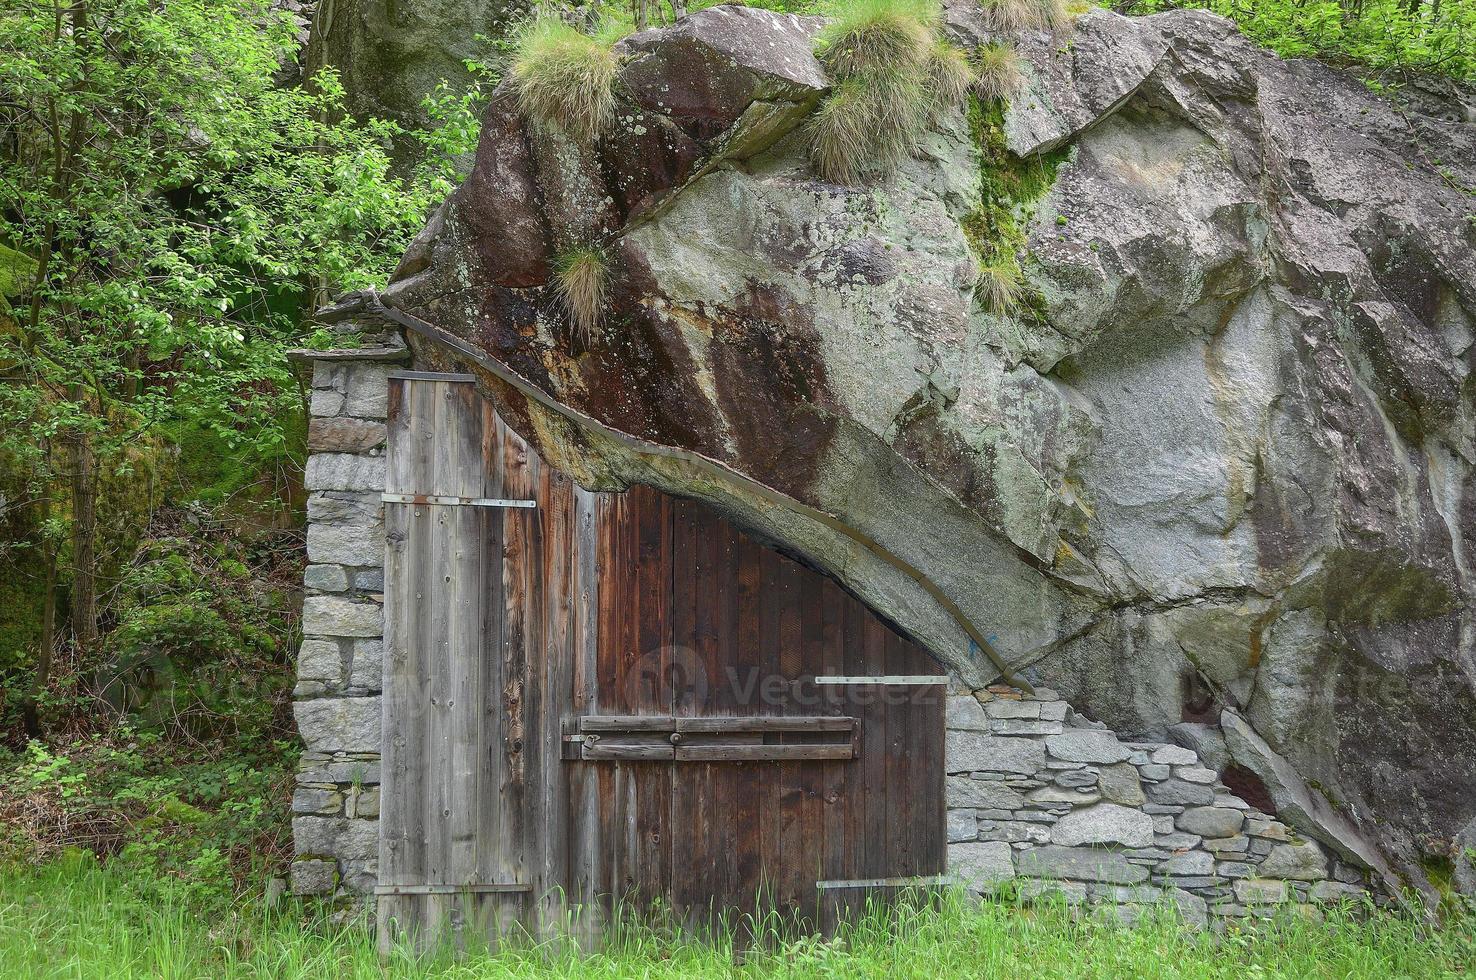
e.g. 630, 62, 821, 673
374, 883, 531, 895
816, 876, 950, 890
367, 292, 1032, 694
381, 492, 537, 509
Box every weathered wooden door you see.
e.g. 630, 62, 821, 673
378, 373, 945, 950
570, 489, 948, 934
378, 374, 522, 950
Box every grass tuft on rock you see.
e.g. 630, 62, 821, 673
512, 18, 620, 142
976, 256, 1024, 315
815, 0, 937, 76
973, 42, 1024, 102
809, 0, 972, 184
554, 245, 610, 344
811, 71, 932, 183
979, 0, 1070, 32
927, 41, 976, 111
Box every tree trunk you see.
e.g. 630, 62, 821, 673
69, 428, 98, 655
22, 496, 59, 738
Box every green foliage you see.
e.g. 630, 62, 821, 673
554, 245, 612, 344
0, 728, 296, 908
1129, 0, 1476, 83
512, 18, 623, 142
0, 0, 482, 726
809, 0, 970, 184
2, 865, 1475, 977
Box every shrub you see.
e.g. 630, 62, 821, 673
979, 0, 1069, 32
1133, 0, 1475, 82
974, 42, 1024, 102
554, 246, 611, 343
809, 0, 973, 184
512, 18, 621, 142
976, 257, 1024, 315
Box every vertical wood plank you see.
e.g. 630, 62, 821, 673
566, 486, 603, 941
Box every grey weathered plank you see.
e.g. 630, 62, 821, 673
378, 377, 442, 953
565, 486, 603, 943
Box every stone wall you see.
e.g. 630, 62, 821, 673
288, 340, 405, 898
945, 686, 1377, 927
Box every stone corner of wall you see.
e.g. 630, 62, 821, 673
292, 343, 400, 900
942, 683, 1378, 927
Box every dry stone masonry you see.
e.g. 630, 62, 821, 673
287, 329, 407, 899
945, 686, 1377, 926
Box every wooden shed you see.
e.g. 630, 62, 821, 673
377, 372, 947, 948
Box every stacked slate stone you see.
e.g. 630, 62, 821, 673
287, 323, 407, 898
945, 686, 1375, 927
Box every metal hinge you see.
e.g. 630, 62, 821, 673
381, 493, 537, 509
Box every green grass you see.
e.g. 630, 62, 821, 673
809, 0, 973, 184
2, 861, 1474, 979
978, 0, 1070, 32
976, 256, 1024, 315
973, 42, 1024, 102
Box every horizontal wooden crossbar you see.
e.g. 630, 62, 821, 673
574, 715, 858, 762
677, 743, 853, 762
380, 493, 537, 509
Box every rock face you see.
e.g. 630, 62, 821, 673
370, 3, 1476, 896
306, 0, 529, 162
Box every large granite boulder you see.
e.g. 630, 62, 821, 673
370, 3, 1476, 899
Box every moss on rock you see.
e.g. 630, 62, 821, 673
962, 95, 1067, 321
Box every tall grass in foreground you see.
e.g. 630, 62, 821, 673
2, 861, 1473, 979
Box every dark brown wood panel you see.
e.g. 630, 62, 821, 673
587, 485, 945, 934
